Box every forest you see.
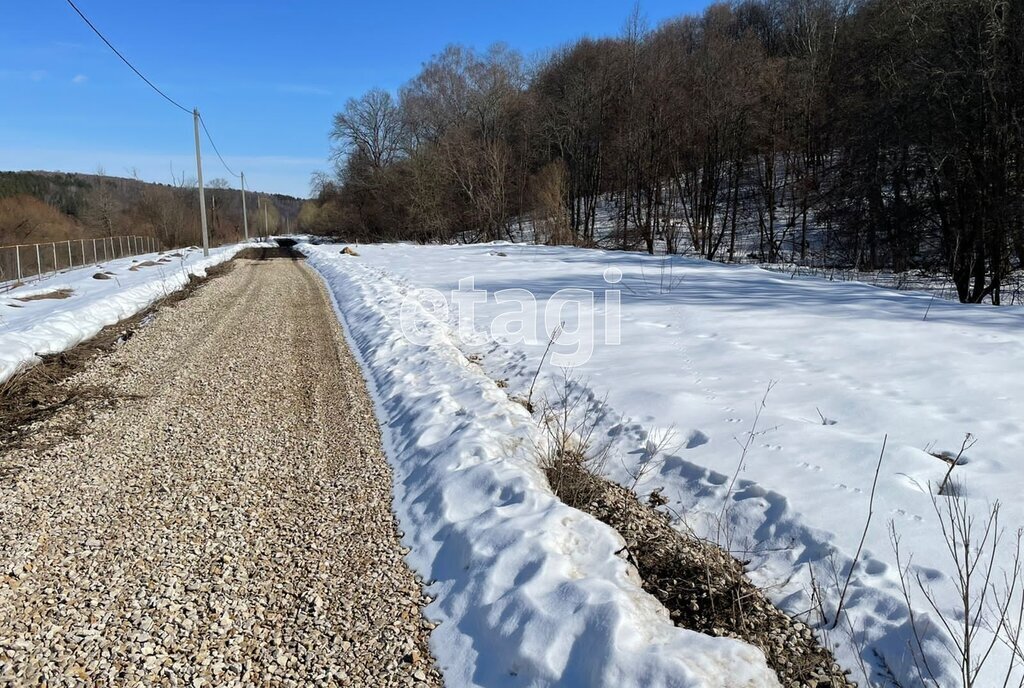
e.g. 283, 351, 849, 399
304, 0, 1024, 304
0, 171, 303, 251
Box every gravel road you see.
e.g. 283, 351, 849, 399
0, 253, 442, 687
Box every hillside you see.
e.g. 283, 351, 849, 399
0, 170, 306, 249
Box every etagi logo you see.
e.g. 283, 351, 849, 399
399, 268, 623, 367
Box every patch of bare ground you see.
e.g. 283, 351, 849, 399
546, 457, 856, 688
234, 246, 302, 261
128, 260, 159, 271
0, 261, 235, 454
14, 289, 74, 302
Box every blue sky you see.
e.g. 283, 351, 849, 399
1, 1, 709, 198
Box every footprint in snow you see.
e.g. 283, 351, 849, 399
684, 430, 709, 449
893, 508, 924, 523
833, 483, 864, 495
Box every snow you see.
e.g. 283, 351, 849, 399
301, 243, 780, 688
306, 241, 1024, 686
0, 243, 260, 384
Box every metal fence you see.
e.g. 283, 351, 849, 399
0, 235, 162, 291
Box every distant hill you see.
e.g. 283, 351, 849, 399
0, 171, 307, 249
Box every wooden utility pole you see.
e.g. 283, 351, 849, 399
240, 172, 249, 241
193, 108, 210, 257
263, 196, 269, 237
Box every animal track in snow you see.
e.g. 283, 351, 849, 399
833, 483, 864, 495
892, 508, 924, 523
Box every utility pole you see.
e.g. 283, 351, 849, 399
240, 171, 249, 241
192, 108, 210, 257
263, 196, 269, 237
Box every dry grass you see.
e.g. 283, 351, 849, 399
15, 288, 74, 302
128, 260, 159, 271
531, 375, 853, 686
546, 460, 855, 687
0, 261, 235, 453
533, 374, 610, 507
0, 359, 110, 453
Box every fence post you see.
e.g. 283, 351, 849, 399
15, 246, 22, 281
36, 245, 42, 281
52, 243, 57, 275
68, 241, 73, 269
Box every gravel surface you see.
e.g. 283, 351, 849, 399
0, 255, 441, 687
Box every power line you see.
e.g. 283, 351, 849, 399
66, 0, 191, 115
66, 0, 249, 257
66, 2, 244, 184
199, 114, 241, 179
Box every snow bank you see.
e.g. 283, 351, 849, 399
0, 244, 259, 384
301, 243, 779, 688
317, 242, 1024, 687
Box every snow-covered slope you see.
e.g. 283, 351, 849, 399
309, 241, 1024, 687
302, 243, 780, 688
0, 244, 257, 384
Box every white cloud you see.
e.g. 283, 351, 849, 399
72, 74, 88, 85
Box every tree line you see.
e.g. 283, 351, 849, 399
0, 171, 302, 249
306, 0, 1024, 304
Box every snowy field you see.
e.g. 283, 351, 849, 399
302, 242, 779, 687
304, 241, 1024, 687
0, 243, 258, 384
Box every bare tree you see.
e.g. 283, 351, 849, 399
330, 88, 405, 170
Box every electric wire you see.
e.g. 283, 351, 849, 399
66, 1, 246, 185
65, 0, 191, 115
200, 114, 241, 179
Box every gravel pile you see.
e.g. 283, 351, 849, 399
0, 256, 441, 687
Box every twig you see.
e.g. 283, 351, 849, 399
830, 434, 887, 629
717, 380, 776, 549
526, 323, 562, 411
938, 432, 976, 496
